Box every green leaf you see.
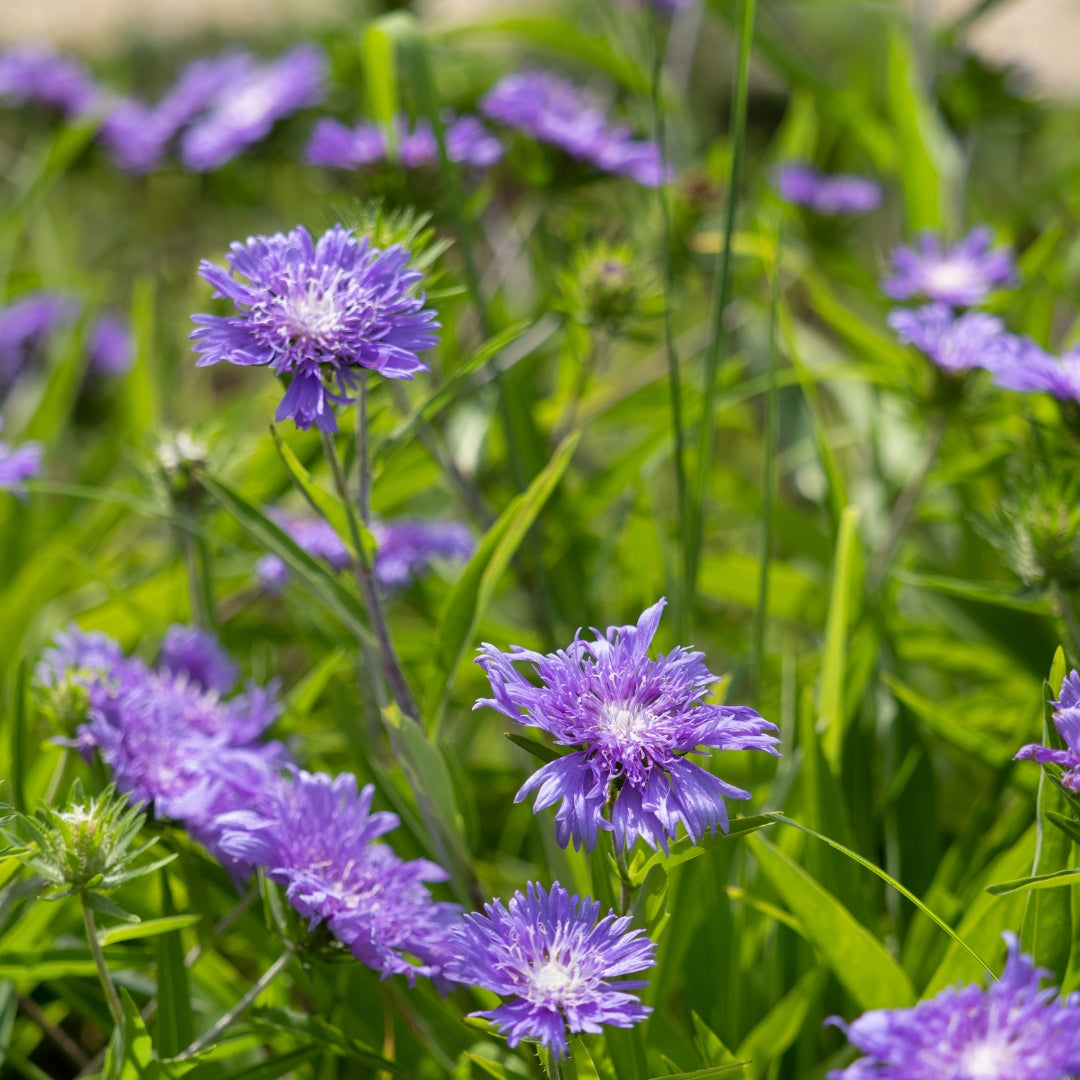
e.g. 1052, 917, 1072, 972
20, 319, 89, 444
466, 1053, 513, 1080
249, 1007, 403, 1072
121, 276, 162, 440
892, 572, 1053, 615
647, 1067, 748, 1080
106, 988, 159, 1080
85, 892, 141, 924
629, 815, 776, 885
987, 868, 1080, 895
747, 834, 916, 1010
504, 732, 560, 763
99, 915, 201, 947
735, 969, 824, 1080
432, 432, 579, 718
820, 506, 861, 768
182, 1046, 322, 1080
1045, 810, 1080, 847
154, 874, 194, 1059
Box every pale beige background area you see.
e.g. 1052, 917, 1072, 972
2, 0, 1080, 99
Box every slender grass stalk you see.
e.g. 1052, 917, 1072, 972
649, 6, 691, 643
688, 0, 758, 600
80, 899, 124, 1029
175, 949, 293, 1060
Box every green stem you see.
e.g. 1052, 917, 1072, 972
1057, 587, 1080, 663
688, 0, 757, 600
81, 898, 124, 1030
356, 372, 372, 526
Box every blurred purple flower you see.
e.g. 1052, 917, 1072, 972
87, 312, 133, 376
372, 519, 473, 591
887, 303, 1018, 374
191, 224, 439, 432
989, 338, 1080, 402
1016, 669, 1080, 791
0, 292, 78, 387
158, 624, 239, 695
36, 625, 126, 687
180, 45, 325, 171
305, 117, 386, 169
476, 597, 780, 852
828, 933, 1080, 1080
0, 45, 102, 118
445, 114, 503, 168
481, 70, 665, 187
446, 881, 655, 1059
882, 227, 1017, 306
217, 769, 461, 984
255, 512, 351, 592
775, 162, 881, 216
0, 422, 42, 497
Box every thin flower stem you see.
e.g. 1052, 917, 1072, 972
81, 898, 124, 1030
175, 949, 293, 1061
356, 373, 371, 526
321, 429, 420, 723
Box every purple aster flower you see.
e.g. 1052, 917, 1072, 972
476, 597, 780, 852
775, 162, 881, 216
481, 70, 665, 187
158, 624, 239, 695
191, 224, 439, 432
179, 45, 325, 171
86, 312, 133, 376
372, 519, 473, 591
1015, 668, 1080, 791
0, 46, 102, 118
36, 624, 127, 688
828, 932, 1080, 1080
446, 881, 656, 1059
988, 338, 1080, 402
887, 303, 1019, 374
0, 429, 42, 496
305, 117, 386, 170
256, 511, 351, 591
445, 114, 503, 168
216, 769, 461, 984
98, 101, 172, 173
882, 227, 1017, 306
0, 292, 78, 388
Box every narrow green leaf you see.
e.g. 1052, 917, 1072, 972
820, 506, 861, 767
735, 969, 824, 1080
748, 834, 915, 1010
893, 572, 1053, 615
648, 1066, 748, 1080
630, 815, 776, 885
249, 1006, 403, 1072
99, 914, 201, 947
987, 868, 1080, 895
505, 731, 560, 763
20, 319, 88, 444
154, 873, 194, 1059
1045, 810, 1080, 847
121, 276, 162, 439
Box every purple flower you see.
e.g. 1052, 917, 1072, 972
158, 625, 239, 695
775, 162, 881, 216
481, 70, 665, 187
0, 423, 41, 496
1016, 669, 1080, 791
87, 313, 133, 376
0, 46, 102, 118
180, 46, 325, 171
305, 117, 386, 170
989, 339, 1080, 402
882, 227, 1017, 306
446, 881, 655, 1059
828, 933, 1080, 1080
476, 598, 780, 852
372, 519, 473, 591
0, 292, 78, 388
191, 224, 439, 432
256, 512, 351, 591
887, 303, 1018, 374
216, 769, 461, 984
36, 625, 126, 688
445, 114, 503, 168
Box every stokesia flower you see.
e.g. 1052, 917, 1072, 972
774, 162, 881, 216
0, 46, 102, 118
481, 70, 665, 187
87, 312, 133, 376
158, 624, 239, 695
372, 519, 473, 591
216, 769, 461, 984
0, 292, 78, 388
1016, 668, 1080, 791
180, 45, 325, 171
989, 339, 1080, 403
446, 881, 655, 1059
256, 511, 351, 591
191, 224, 440, 432
887, 303, 1017, 374
827, 932, 1080, 1080
476, 597, 780, 852
305, 117, 386, 170
0, 423, 42, 496
882, 227, 1017, 306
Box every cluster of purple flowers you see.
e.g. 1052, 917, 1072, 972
0, 45, 102, 118
476, 597, 780, 852
306, 113, 503, 173
0, 292, 132, 392
480, 70, 665, 187
191, 223, 439, 432
774, 162, 881, 216
829, 933, 1080, 1080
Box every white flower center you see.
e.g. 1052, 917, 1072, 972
600, 703, 649, 738
221, 80, 277, 127
925, 258, 976, 296
279, 289, 346, 346
960, 1038, 1013, 1079
528, 956, 587, 1002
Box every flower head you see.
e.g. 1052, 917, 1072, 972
372, 519, 473, 591
0, 46, 101, 118
180, 45, 325, 171
887, 303, 1018, 374
305, 118, 387, 170
775, 162, 881, 216
158, 624, 239, 695
882, 227, 1017, 306
989, 339, 1080, 402
0, 292, 77, 388
87, 312, 133, 376
191, 224, 439, 431
476, 598, 780, 851
481, 70, 665, 187
446, 881, 656, 1059
828, 933, 1080, 1080
256, 512, 351, 591
0, 431, 42, 496
1016, 669, 1080, 791
216, 769, 461, 984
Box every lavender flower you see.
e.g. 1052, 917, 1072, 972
775, 162, 881, 216
158, 624, 239, 695
0, 425, 42, 496
476, 598, 780, 852
0, 46, 101, 118
180, 45, 325, 171
256, 512, 351, 591
445, 115, 504, 168
217, 769, 461, 984
828, 933, 1080, 1080
372, 519, 474, 591
191, 224, 439, 432
0, 292, 77, 388
1016, 669, 1080, 791
305, 118, 386, 170
446, 881, 655, 1059
882, 227, 1017, 306
87, 313, 133, 376
887, 303, 1018, 374
481, 70, 665, 187
989, 339, 1080, 402
36, 625, 126, 687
